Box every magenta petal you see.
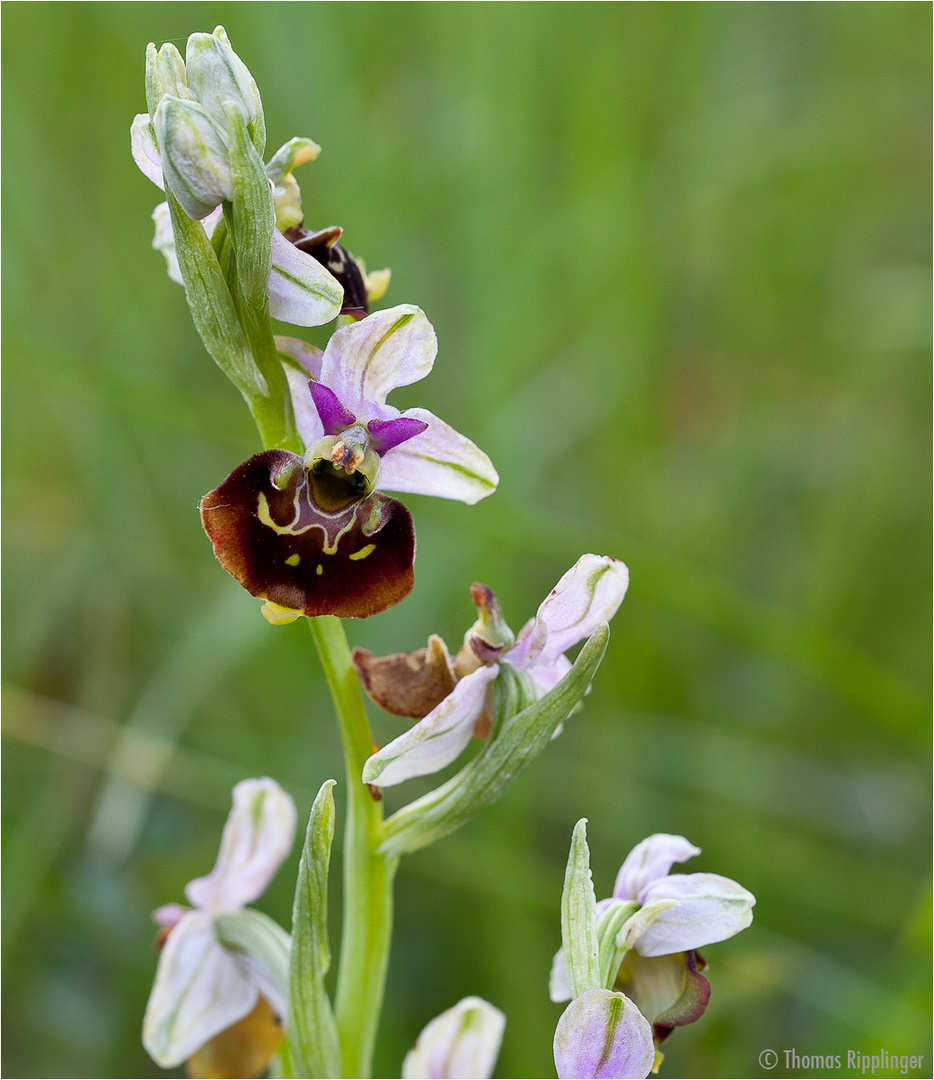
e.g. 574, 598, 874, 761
553, 990, 655, 1080
367, 416, 429, 456
309, 380, 356, 435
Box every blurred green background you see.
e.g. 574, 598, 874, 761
2, 3, 930, 1078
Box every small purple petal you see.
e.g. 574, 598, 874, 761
309, 380, 356, 435
553, 989, 655, 1080
367, 416, 429, 456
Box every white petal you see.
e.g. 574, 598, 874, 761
362, 665, 498, 787
151, 202, 182, 284
403, 997, 505, 1080
238, 952, 287, 1024
151, 203, 222, 287
277, 336, 326, 449
268, 229, 343, 326
520, 555, 629, 670
634, 873, 756, 957
131, 113, 165, 190
613, 834, 701, 902
185, 778, 297, 913
549, 947, 572, 1003
319, 304, 437, 414
143, 911, 258, 1068
553, 989, 655, 1080
377, 408, 498, 504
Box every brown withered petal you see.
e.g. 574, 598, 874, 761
200, 450, 415, 619
352, 633, 457, 718
186, 996, 283, 1079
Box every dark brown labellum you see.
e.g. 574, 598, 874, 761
292, 227, 370, 320
200, 450, 415, 619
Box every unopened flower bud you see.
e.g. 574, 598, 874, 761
186, 26, 265, 153
154, 96, 232, 220
145, 42, 194, 116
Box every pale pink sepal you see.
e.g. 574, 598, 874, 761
553, 989, 655, 1080
527, 555, 629, 670
634, 872, 756, 957
362, 664, 499, 787
319, 304, 437, 416
376, 406, 499, 505
142, 910, 258, 1068
528, 652, 572, 699
278, 336, 326, 448
185, 778, 297, 913
403, 996, 506, 1079
613, 833, 701, 902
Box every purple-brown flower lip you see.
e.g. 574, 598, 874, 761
200, 449, 415, 620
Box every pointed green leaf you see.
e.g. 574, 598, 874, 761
379, 623, 610, 857
224, 101, 273, 308
165, 186, 267, 401
562, 819, 599, 998
287, 779, 341, 1079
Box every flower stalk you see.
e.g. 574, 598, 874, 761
308, 615, 398, 1079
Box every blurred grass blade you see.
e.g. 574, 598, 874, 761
83, 584, 267, 863
287, 779, 342, 1079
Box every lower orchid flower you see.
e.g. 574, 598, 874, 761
200, 305, 498, 622
143, 778, 296, 1079
402, 997, 506, 1080
550, 833, 755, 1061
357, 553, 628, 786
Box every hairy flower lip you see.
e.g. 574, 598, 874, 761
200, 449, 416, 620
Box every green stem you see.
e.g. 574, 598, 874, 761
309, 616, 398, 1079
224, 203, 301, 454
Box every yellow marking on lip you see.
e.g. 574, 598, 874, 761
285, 554, 301, 566
258, 492, 293, 534
261, 600, 301, 625
349, 544, 376, 561
316, 564, 323, 575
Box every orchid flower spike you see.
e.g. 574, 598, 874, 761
131, 27, 343, 327
550, 833, 755, 1054
402, 997, 506, 1080
143, 779, 297, 1078
200, 305, 498, 622
358, 554, 628, 786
